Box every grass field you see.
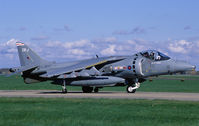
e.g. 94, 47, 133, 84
0, 75, 199, 92
0, 98, 199, 126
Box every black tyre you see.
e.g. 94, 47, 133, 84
94, 88, 99, 93
82, 86, 93, 93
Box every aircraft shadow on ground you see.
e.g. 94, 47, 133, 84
38, 91, 116, 94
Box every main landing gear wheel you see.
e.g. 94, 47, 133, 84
94, 87, 99, 93
126, 86, 136, 93
82, 86, 93, 93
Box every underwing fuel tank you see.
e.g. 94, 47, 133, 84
52, 76, 125, 86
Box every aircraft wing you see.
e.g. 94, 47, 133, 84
41, 57, 126, 78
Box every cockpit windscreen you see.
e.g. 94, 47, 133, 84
141, 50, 170, 61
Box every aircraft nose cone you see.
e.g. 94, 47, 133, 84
192, 65, 196, 70
191, 65, 196, 71
183, 64, 196, 71
173, 61, 196, 72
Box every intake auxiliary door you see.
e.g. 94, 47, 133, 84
141, 58, 152, 76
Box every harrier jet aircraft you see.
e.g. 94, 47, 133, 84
7, 42, 195, 93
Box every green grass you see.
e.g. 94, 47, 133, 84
0, 98, 199, 126
138, 79, 199, 93
0, 75, 199, 92
0, 75, 60, 90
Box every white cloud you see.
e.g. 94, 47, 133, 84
101, 45, 116, 55
0, 38, 19, 54
42, 39, 95, 61
7, 48, 17, 53
46, 41, 62, 47
63, 39, 92, 48
0, 39, 20, 67
168, 45, 186, 53
127, 40, 136, 45
46, 39, 95, 49
196, 41, 199, 47
0, 37, 199, 69
5, 38, 19, 47
104, 37, 117, 42
127, 39, 149, 52
168, 40, 193, 54
68, 49, 88, 55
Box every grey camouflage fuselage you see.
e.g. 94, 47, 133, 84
9, 42, 195, 93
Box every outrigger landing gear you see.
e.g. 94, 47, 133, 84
126, 82, 140, 93
62, 80, 67, 93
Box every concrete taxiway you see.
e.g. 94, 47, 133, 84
0, 90, 199, 101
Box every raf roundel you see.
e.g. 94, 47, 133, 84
128, 66, 131, 70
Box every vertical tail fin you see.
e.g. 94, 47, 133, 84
16, 42, 48, 66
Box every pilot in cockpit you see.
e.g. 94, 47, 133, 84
149, 52, 155, 60
155, 53, 161, 60
141, 50, 170, 61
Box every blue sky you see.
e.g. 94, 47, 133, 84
0, 0, 199, 68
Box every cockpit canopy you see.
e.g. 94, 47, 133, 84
140, 50, 170, 61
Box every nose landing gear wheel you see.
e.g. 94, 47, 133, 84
126, 86, 136, 93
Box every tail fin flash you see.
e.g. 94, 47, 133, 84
16, 42, 48, 66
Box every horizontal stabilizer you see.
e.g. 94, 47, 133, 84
6, 65, 38, 76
